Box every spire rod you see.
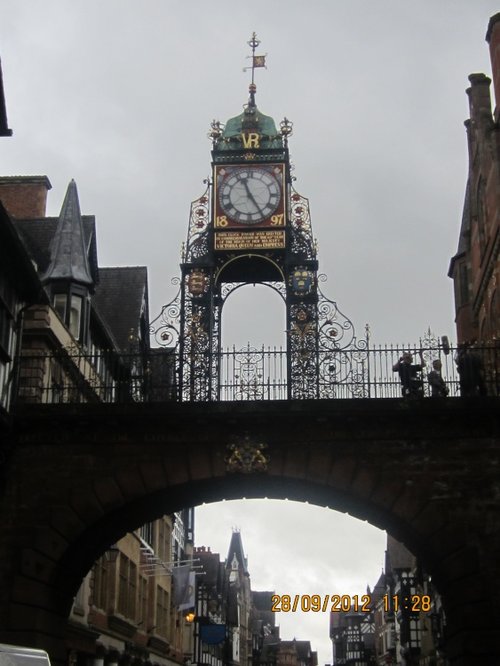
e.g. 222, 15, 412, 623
244, 32, 266, 107
248, 32, 260, 87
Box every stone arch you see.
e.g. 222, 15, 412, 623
1, 398, 499, 665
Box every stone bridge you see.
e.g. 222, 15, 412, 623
0, 397, 499, 665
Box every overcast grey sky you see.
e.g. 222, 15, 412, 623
2, 2, 499, 663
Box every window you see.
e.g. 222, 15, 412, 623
117, 555, 137, 619
409, 618, 420, 648
140, 522, 155, 550
53, 294, 67, 322
158, 519, 171, 563
138, 575, 148, 627
73, 580, 85, 615
53, 293, 84, 340
69, 295, 82, 339
93, 556, 109, 611
156, 585, 169, 637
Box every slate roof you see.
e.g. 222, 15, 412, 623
93, 266, 148, 352
252, 590, 275, 611
42, 180, 93, 285
14, 213, 147, 353
226, 530, 248, 574
15, 216, 98, 284
457, 181, 472, 255
448, 178, 472, 278
371, 570, 386, 603
385, 534, 415, 571
278, 640, 316, 663
251, 590, 276, 632
0, 202, 42, 300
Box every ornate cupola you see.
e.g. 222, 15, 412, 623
152, 33, 364, 402
42, 179, 94, 343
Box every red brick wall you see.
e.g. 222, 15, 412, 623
0, 176, 51, 218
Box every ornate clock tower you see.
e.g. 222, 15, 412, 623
152, 34, 364, 402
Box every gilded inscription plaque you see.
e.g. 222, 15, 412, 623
215, 230, 285, 251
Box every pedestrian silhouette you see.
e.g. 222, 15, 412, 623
393, 351, 425, 397
427, 359, 449, 397
455, 343, 487, 396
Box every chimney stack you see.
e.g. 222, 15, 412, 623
0, 175, 52, 218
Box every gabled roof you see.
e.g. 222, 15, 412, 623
371, 570, 386, 602
8, 180, 148, 353
42, 180, 93, 286
93, 266, 149, 352
279, 640, 315, 662
226, 530, 248, 574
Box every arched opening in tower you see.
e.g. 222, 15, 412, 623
221, 282, 286, 350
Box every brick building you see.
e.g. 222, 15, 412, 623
449, 13, 500, 344
193, 533, 318, 666
330, 535, 447, 666
68, 512, 194, 666
0, 176, 192, 666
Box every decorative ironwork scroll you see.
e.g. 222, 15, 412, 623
184, 184, 210, 262
150, 278, 182, 349
316, 277, 370, 398
288, 303, 319, 399
149, 180, 372, 401
179, 186, 220, 401
289, 188, 315, 260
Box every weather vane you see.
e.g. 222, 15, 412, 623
243, 32, 267, 92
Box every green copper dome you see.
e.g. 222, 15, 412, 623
214, 86, 283, 152
223, 107, 278, 139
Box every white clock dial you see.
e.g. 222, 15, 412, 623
219, 167, 281, 224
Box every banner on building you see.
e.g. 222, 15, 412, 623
173, 565, 196, 610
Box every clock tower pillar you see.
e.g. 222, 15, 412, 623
152, 34, 365, 402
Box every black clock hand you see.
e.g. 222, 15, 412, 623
240, 178, 263, 216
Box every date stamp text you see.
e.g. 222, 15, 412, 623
271, 594, 431, 613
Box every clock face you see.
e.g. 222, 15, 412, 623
218, 166, 281, 224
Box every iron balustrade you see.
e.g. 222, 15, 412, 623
13, 342, 499, 404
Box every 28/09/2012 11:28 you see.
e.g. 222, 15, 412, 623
270, 593, 432, 613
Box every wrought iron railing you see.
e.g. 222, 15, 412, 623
15, 346, 176, 405
13, 342, 499, 404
